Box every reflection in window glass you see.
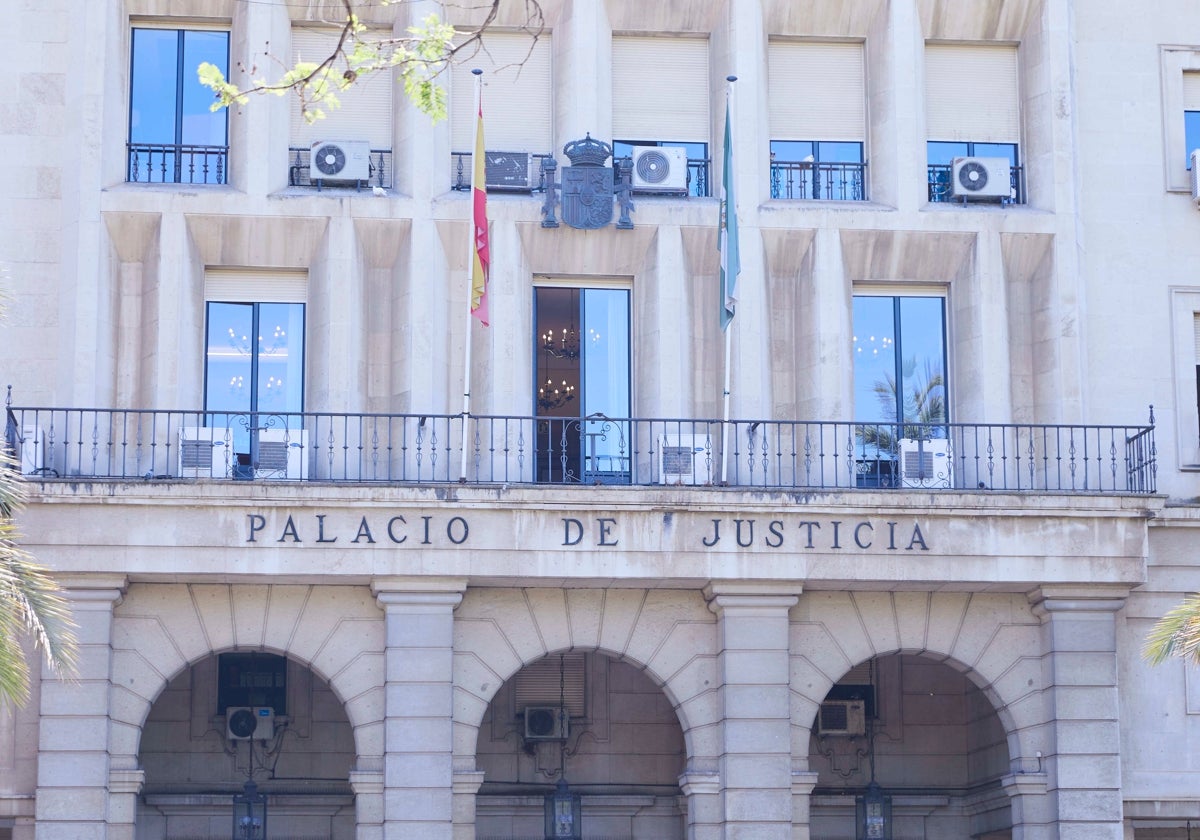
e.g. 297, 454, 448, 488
204, 301, 306, 457
853, 295, 947, 428
769, 140, 865, 200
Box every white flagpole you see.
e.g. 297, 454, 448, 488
720, 75, 737, 485
459, 68, 483, 481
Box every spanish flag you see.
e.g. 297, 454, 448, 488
470, 97, 490, 325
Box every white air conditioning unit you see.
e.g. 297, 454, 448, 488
631, 146, 689, 194
898, 438, 953, 488
17, 425, 44, 475
179, 426, 230, 478
817, 699, 866, 737
310, 140, 371, 183
255, 428, 308, 480
950, 156, 1012, 200
226, 706, 275, 741
1190, 150, 1200, 206
524, 706, 569, 740
659, 433, 712, 485
484, 151, 535, 191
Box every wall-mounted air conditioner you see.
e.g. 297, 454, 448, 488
179, 427, 229, 478
524, 706, 569, 740
1190, 150, 1200, 206
310, 139, 371, 183
949, 156, 1012, 200
817, 699, 866, 737
18, 425, 44, 475
898, 438, 953, 488
226, 706, 275, 741
659, 433, 712, 485
255, 429, 309, 480
484, 151, 535, 191
631, 146, 689, 194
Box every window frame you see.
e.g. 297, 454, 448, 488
1159, 47, 1200, 192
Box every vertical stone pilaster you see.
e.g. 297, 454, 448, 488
372, 577, 467, 840
706, 582, 799, 839
680, 769, 722, 840
451, 769, 486, 840
1030, 586, 1128, 840
34, 576, 126, 840
790, 770, 820, 840
350, 768, 385, 840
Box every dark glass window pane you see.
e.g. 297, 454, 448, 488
853, 297, 897, 424
1186, 111, 1200, 168
897, 297, 947, 426
205, 302, 254, 416
814, 141, 864, 163
255, 303, 305, 415
971, 143, 1018, 166
853, 295, 948, 428
927, 141, 969, 166
770, 140, 815, 162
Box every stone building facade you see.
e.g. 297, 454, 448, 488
0, 0, 1198, 838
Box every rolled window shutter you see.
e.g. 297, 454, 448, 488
1193, 313, 1200, 360
612, 36, 710, 142
289, 27, 394, 150
205, 269, 307, 303
925, 44, 1020, 144
1185, 72, 1200, 111
513, 653, 586, 717
769, 41, 865, 141
450, 32, 553, 153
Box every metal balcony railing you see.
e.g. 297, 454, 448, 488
610, 155, 711, 197
928, 163, 1026, 204
770, 160, 867, 201
126, 143, 228, 185
4, 405, 1157, 494
288, 147, 392, 190
451, 152, 555, 193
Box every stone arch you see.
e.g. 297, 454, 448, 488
109, 583, 387, 774
789, 590, 1046, 769
452, 587, 720, 766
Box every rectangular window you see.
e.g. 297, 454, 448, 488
128, 27, 229, 184
612, 36, 710, 196
1185, 72, 1200, 168
925, 44, 1021, 203
450, 32, 553, 192
198, 271, 307, 480
288, 26, 395, 189
853, 293, 948, 488
534, 285, 631, 484
768, 41, 867, 201
217, 652, 287, 715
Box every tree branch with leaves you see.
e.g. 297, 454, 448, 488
198, 0, 544, 123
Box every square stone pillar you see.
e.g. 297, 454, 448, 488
705, 582, 799, 839
34, 576, 126, 840
1030, 586, 1129, 840
372, 577, 466, 840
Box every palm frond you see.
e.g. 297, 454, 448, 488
1143, 592, 1200, 666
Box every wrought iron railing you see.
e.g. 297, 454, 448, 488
4, 405, 1157, 494
770, 160, 867, 201
928, 163, 1026, 204
288, 147, 392, 190
126, 143, 228, 185
610, 156, 710, 197
451, 151, 555, 193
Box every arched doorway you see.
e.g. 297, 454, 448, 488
474, 651, 687, 840
808, 653, 1013, 839
136, 651, 357, 839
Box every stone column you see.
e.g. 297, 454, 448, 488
372, 577, 467, 840
34, 576, 126, 840
679, 769, 722, 840
350, 767, 385, 840
790, 770, 820, 840
705, 582, 799, 839
451, 769, 486, 840
1029, 586, 1128, 840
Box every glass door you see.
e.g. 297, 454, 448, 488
534, 287, 630, 483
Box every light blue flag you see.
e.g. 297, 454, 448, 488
719, 95, 740, 331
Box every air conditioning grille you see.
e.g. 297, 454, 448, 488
957, 160, 989, 192
314, 144, 346, 176
635, 150, 672, 184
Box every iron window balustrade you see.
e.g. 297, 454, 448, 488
126, 143, 228, 185
288, 147, 393, 190
5, 404, 1157, 494
770, 160, 867, 201
451, 152, 555, 193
